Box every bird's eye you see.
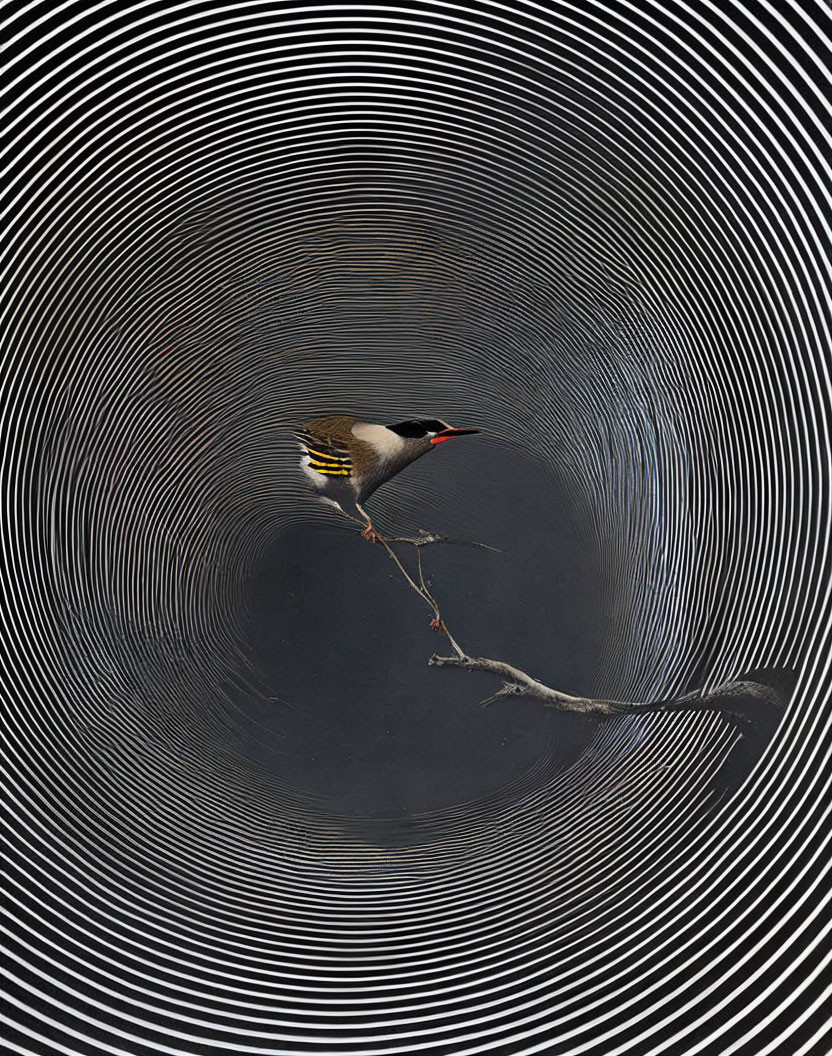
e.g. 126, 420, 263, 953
420, 419, 447, 434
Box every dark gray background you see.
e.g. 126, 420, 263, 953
234, 435, 603, 820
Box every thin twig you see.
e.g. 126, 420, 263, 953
376, 535, 433, 611
386, 529, 501, 552
477, 684, 523, 709
414, 547, 439, 624
380, 531, 467, 657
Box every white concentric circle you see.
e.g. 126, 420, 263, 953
3, 2, 831, 1054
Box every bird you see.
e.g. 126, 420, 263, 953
294, 415, 480, 541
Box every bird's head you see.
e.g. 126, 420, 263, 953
386, 419, 480, 454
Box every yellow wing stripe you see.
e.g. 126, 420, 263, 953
296, 429, 352, 477
309, 457, 349, 470
307, 447, 349, 463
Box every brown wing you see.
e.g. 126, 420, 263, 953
294, 416, 355, 478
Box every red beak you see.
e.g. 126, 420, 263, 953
430, 427, 480, 445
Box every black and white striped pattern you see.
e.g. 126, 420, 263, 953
3, 2, 831, 1054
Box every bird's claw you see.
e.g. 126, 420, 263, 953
361, 524, 383, 543
430, 617, 447, 633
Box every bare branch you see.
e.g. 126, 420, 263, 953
372, 526, 786, 724
430, 651, 784, 723
430, 652, 616, 712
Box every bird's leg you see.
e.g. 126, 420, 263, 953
333, 502, 384, 542
356, 503, 385, 544
337, 509, 368, 528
